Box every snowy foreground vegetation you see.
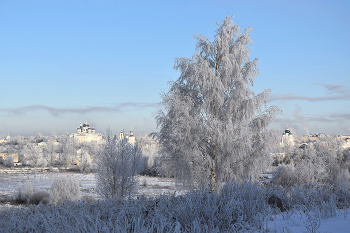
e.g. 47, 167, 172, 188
1, 15, 350, 232
0, 180, 350, 232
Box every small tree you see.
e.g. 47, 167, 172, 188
42, 140, 57, 166
16, 182, 34, 203
22, 144, 42, 167
96, 129, 142, 199
138, 134, 161, 176
80, 141, 99, 161
80, 152, 92, 173
156, 15, 281, 190
59, 136, 76, 169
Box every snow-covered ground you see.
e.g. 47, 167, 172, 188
258, 210, 350, 233
0, 167, 186, 200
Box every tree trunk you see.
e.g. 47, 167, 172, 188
210, 143, 216, 191
210, 166, 216, 191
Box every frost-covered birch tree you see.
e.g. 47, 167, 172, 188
42, 140, 57, 166
22, 144, 42, 167
138, 134, 161, 176
156, 15, 281, 190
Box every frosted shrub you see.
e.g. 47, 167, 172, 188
2, 180, 350, 232
272, 149, 328, 187
27, 191, 50, 205
50, 176, 81, 204
271, 164, 296, 187
81, 194, 95, 203
271, 163, 325, 187
37, 157, 47, 168
0, 180, 274, 232
337, 169, 350, 185
96, 129, 142, 199
297, 157, 327, 185
15, 182, 34, 203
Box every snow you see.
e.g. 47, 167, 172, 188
0, 168, 185, 200
259, 210, 350, 233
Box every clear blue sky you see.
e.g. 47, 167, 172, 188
1, 0, 349, 137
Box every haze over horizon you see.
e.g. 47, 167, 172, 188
1, 0, 349, 137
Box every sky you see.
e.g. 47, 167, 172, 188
0, 0, 349, 137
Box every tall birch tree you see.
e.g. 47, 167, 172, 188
156, 16, 281, 190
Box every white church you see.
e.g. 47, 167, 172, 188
0, 133, 10, 144
70, 121, 103, 143
281, 127, 295, 146
119, 128, 136, 145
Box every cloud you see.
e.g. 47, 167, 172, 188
328, 113, 350, 120
318, 83, 344, 92
275, 113, 349, 124
274, 109, 350, 134
268, 84, 350, 102
0, 102, 160, 116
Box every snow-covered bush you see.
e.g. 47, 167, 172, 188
15, 182, 34, 204
50, 176, 81, 204
336, 169, 350, 185
96, 129, 142, 199
27, 191, 50, 205
36, 157, 47, 168
271, 163, 297, 187
0, 180, 272, 232
81, 195, 95, 204
273, 143, 329, 187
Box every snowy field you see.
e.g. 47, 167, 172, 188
0, 167, 186, 201
256, 210, 350, 233
1, 168, 350, 232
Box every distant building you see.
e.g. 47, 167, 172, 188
70, 121, 103, 143
301, 134, 320, 143
337, 135, 350, 149
37, 141, 59, 147
281, 127, 295, 146
0, 133, 11, 144
0, 153, 19, 163
119, 128, 136, 145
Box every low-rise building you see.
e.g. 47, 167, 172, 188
337, 135, 350, 149
0, 153, 19, 163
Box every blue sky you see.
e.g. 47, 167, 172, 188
1, 0, 349, 137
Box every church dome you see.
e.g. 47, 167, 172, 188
282, 128, 292, 135
83, 120, 89, 127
